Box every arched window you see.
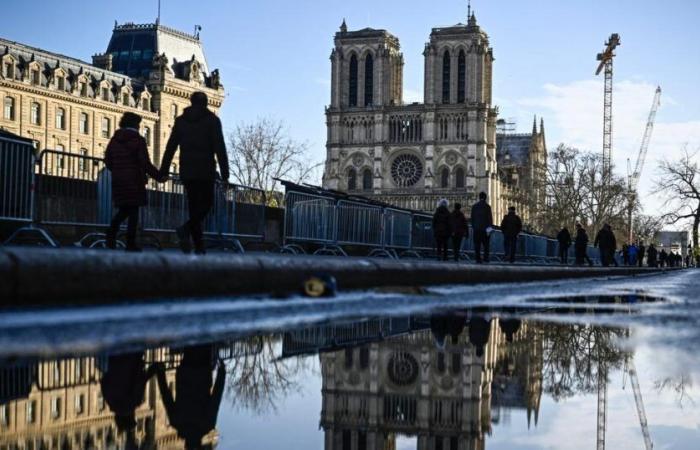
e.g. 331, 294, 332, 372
442, 50, 451, 104
364, 54, 374, 106
347, 168, 357, 191
142, 98, 150, 111
144, 126, 151, 146
30, 102, 41, 125
440, 167, 449, 188
3, 96, 15, 120
456, 167, 465, 188
362, 168, 372, 190
348, 54, 358, 107
79, 113, 89, 134
55, 107, 65, 130
458, 50, 466, 103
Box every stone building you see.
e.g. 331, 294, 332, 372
0, 348, 218, 449
322, 12, 546, 222
0, 20, 224, 167
319, 318, 543, 450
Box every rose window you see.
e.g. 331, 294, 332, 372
391, 154, 423, 187
388, 352, 419, 386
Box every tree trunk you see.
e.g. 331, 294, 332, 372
693, 207, 700, 248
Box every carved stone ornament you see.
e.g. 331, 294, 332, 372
352, 154, 364, 167
446, 153, 457, 165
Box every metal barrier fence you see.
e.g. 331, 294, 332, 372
3, 149, 266, 249
0, 133, 36, 224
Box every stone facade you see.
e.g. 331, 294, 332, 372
0, 21, 224, 167
322, 13, 546, 223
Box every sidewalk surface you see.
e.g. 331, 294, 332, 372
0, 247, 671, 305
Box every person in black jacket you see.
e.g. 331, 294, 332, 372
557, 227, 572, 264
500, 207, 522, 263
433, 199, 452, 261
574, 223, 593, 266
160, 92, 230, 255
647, 244, 658, 267
471, 192, 493, 264
451, 203, 468, 262
594, 224, 618, 267
638, 242, 646, 267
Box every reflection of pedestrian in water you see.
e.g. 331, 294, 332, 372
156, 345, 226, 450
430, 314, 466, 348
468, 317, 491, 357
100, 352, 157, 450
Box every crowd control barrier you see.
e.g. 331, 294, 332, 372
3, 149, 265, 251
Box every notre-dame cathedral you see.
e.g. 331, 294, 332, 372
322, 11, 547, 226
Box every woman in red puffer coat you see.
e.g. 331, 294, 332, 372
104, 112, 163, 251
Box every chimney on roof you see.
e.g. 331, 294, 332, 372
92, 53, 113, 71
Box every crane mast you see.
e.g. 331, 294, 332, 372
596, 33, 621, 182
628, 359, 654, 450
627, 86, 662, 241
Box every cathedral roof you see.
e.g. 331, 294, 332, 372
496, 134, 533, 167
106, 22, 210, 79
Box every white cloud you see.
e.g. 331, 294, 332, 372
517, 80, 700, 218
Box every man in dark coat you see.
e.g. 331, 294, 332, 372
659, 249, 668, 267
500, 207, 523, 263
105, 112, 162, 251
574, 223, 593, 266
557, 227, 572, 264
160, 92, 230, 254
594, 224, 618, 267
647, 244, 658, 267
450, 203, 468, 262
471, 192, 493, 264
432, 199, 451, 261
638, 242, 646, 267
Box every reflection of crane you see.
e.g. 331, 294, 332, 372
627, 87, 662, 241
596, 364, 608, 450
627, 359, 653, 449
596, 33, 621, 181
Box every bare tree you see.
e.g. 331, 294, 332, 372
542, 144, 629, 239
653, 147, 700, 247
633, 214, 664, 245
227, 118, 323, 202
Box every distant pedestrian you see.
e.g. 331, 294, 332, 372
104, 112, 164, 251
594, 224, 618, 267
159, 91, 230, 255
628, 243, 638, 266
659, 249, 668, 267
647, 244, 658, 267
622, 244, 630, 265
694, 245, 700, 267
500, 206, 523, 263
433, 199, 452, 261
638, 242, 646, 267
450, 203, 468, 262
471, 192, 493, 264
574, 223, 593, 266
557, 227, 572, 264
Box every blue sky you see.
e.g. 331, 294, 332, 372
4, 0, 700, 213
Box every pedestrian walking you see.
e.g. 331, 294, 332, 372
628, 243, 638, 266
471, 192, 493, 264
574, 223, 593, 266
659, 249, 668, 267
159, 92, 230, 254
500, 206, 522, 263
104, 112, 164, 251
647, 244, 658, 267
638, 242, 646, 267
594, 224, 617, 267
433, 199, 451, 261
451, 203, 468, 262
557, 226, 572, 264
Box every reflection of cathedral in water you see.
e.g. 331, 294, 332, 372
315, 316, 542, 450
0, 346, 223, 450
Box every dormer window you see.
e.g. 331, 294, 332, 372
79, 82, 88, 97
57, 76, 65, 91
3, 61, 14, 79
122, 93, 130, 106
142, 98, 150, 111
102, 87, 110, 101
31, 69, 40, 85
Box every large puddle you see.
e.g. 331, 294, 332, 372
1, 299, 698, 450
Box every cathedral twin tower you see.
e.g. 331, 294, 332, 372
322, 13, 504, 216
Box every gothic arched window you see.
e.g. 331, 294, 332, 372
442, 50, 451, 104
347, 168, 357, 191
456, 167, 465, 188
349, 54, 358, 107
364, 54, 374, 106
362, 168, 372, 190
440, 167, 449, 188
458, 50, 466, 103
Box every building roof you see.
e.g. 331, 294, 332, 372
496, 134, 533, 167
106, 22, 210, 79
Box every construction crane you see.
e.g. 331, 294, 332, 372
627, 87, 662, 241
596, 33, 621, 181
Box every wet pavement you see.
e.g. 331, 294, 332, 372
0, 269, 699, 449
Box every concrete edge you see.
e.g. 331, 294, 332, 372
0, 247, 677, 306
